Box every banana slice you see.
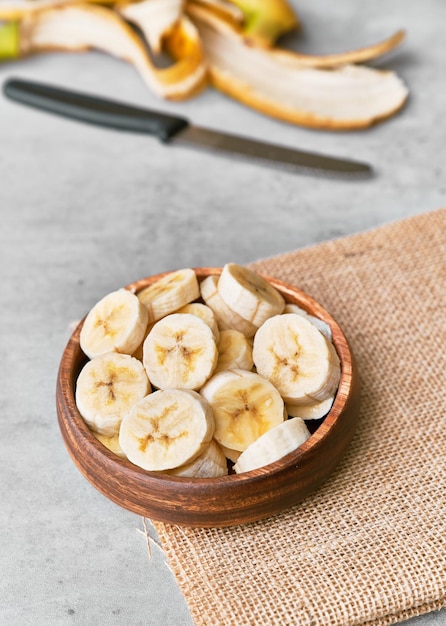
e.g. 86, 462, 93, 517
119, 388, 215, 471
283, 303, 332, 342
200, 274, 257, 337
286, 395, 335, 420
217, 263, 285, 327
234, 416, 310, 473
76, 352, 151, 436
92, 432, 128, 459
252, 313, 341, 404
200, 368, 284, 451
134, 292, 218, 361
80, 288, 149, 360
214, 329, 253, 373
143, 313, 218, 390
165, 439, 228, 477
175, 302, 220, 342
137, 268, 200, 324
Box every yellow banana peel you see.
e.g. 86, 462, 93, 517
273, 29, 406, 69
189, 0, 244, 28
2, 1, 207, 100
226, 0, 298, 47
117, 0, 183, 55
159, 16, 208, 99
0, 0, 120, 20
117, 0, 208, 99
0, 0, 409, 128
0, 20, 20, 59
188, 4, 408, 129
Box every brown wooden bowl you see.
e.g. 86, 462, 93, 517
56, 267, 360, 528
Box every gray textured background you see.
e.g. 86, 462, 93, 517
1, 1, 445, 624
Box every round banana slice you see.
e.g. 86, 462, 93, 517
217, 263, 285, 327
165, 439, 228, 478
200, 369, 284, 451
175, 302, 220, 342
76, 352, 151, 436
234, 417, 311, 474
80, 288, 149, 359
119, 389, 215, 471
253, 313, 341, 404
137, 268, 200, 323
286, 395, 335, 420
143, 313, 218, 390
200, 274, 258, 337
214, 329, 253, 373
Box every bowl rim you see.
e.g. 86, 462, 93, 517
57, 266, 355, 488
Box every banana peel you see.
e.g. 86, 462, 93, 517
190, 0, 244, 28
0, 0, 120, 20
227, 0, 299, 47
0, 0, 409, 128
116, 0, 208, 99
272, 29, 406, 69
2, 2, 207, 100
0, 21, 20, 59
164, 14, 207, 93
187, 3, 408, 129
117, 0, 208, 98
117, 0, 183, 55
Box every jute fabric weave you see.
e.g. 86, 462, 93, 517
153, 208, 446, 626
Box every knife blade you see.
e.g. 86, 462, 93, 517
3, 78, 372, 178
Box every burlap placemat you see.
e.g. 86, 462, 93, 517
153, 208, 446, 626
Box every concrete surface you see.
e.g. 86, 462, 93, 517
1, 0, 445, 624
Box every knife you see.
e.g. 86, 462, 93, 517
3, 78, 372, 178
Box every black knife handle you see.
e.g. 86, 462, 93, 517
3, 78, 189, 142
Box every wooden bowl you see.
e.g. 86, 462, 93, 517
56, 267, 360, 528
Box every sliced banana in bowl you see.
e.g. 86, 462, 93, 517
56, 265, 360, 528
